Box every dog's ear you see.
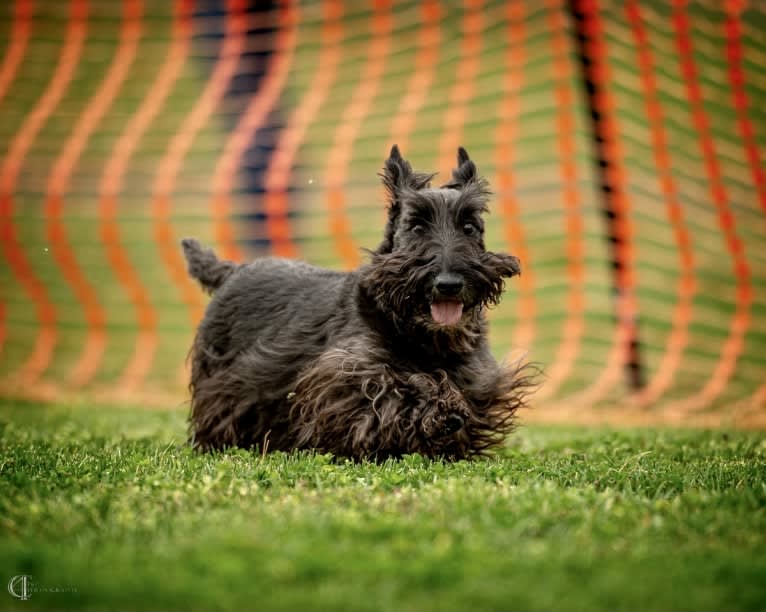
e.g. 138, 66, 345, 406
380, 144, 433, 197
483, 251, 521, 278
441, 146, 491, 197
376, 145, 434, 254
457, 146, 471, 167
450, 147, 478, 187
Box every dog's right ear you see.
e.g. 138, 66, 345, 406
449, 147, 478, 187
376, 145, 434, 254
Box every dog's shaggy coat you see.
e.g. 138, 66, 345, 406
183, 146, 535, 460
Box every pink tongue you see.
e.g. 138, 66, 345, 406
430, 301, 464, 325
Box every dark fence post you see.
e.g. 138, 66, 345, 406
567, 0, 645, 391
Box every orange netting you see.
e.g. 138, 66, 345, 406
0, 0, 764, 427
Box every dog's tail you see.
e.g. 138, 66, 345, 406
181, 238, 238, 294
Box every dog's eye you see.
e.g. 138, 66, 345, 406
463, 222, 478, 236
411, 224, 425, 235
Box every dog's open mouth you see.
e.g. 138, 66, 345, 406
430, 300, 464, 326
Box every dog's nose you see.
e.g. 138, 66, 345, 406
434, 273, 464, 297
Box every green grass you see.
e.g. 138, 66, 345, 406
1, 400, 764, 611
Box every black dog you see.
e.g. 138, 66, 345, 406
182, 146, 535, 460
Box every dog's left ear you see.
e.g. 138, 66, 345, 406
484, 251, 521, 278
380, 144, 433, 198
376, 145, 434, 254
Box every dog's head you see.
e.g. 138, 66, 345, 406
359, 145, 521, 353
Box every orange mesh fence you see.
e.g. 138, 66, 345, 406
0, 0, 764, 426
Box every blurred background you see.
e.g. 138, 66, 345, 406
0, 0, 764, 426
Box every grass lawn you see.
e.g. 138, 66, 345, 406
1, 399, 764, 612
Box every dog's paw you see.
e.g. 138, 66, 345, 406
442, 413, 465, 435
421, 395, 470, 439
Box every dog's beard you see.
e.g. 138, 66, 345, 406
359, 249, 433, 322
361, 251, 520, 318
359, 249, 519, 347
360, 250, 470, 332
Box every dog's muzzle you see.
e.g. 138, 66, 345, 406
430, 273, 465, 325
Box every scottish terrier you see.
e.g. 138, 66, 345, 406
182, 145, 535, 460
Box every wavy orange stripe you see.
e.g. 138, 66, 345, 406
0, 0, 88, 387
437, 0, 482, 174
45, 188, 106, 387
724, 1, 766, 412
626, 0, 695, 406
92, 0, 151, 394
749, 386, 766, 412
0, 0, 33, 104
534, 0, 585, 402
726, 3, 766, 218
563, 0, 638, 408
43, 0, 110, 389
206, 0, 251, 263
263, 1, 344, 259
148, 0, 196, 342
153, 0, 245, 329
0, 0, 34, 356
667, 0, 752, 413
325, 0, 392, 270
388, 0, 441, 153
212, 0, 298, 262
97, 0, 196, 394
493, 2, 534, 363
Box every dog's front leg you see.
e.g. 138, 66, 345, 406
287, 347, 474, 460
285, 345, 411, 459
